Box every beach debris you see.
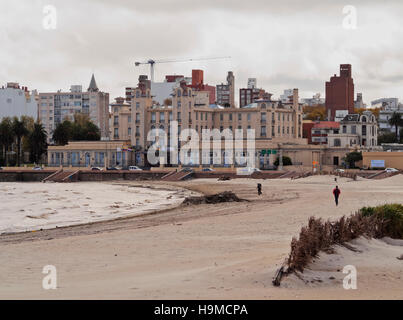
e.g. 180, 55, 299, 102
272, 262, 287, 287
397, 254, 403, 260
182, 191, 246, 205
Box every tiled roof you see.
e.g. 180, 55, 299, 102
312, 121, 340, 129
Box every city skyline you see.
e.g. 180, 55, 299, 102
1, 0, 403, 104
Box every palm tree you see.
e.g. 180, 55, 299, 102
0, 118, 14, 166
388, 112, 403, 142
28, 123, 48, 164
12, 117, 29, 167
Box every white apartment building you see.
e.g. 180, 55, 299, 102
328, 111, 378, 148
0, 83, 38, 120
38, 75, 110, 141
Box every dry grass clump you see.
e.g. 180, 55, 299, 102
285, 204, 403, 274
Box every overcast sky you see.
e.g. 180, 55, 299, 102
1, 0, 403, 106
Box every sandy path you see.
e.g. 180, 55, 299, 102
1, 175, 403, 299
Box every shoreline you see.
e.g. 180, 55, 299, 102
0, 181, 200, 238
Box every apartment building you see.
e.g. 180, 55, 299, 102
110, 97, 132, 141
0, 82, 38, 120
216, 71, 235, 107
38, 75, 110, 141
239, 87, 272, 108
325, 64, 355, 121
337, 112, 378, 147
123, 78, 304, 166
311, 122, 340, 145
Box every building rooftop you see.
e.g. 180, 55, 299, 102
312, 121, 340, 129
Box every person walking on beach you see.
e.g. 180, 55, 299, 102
333, 186, 341, 206
257, 183, 262, 196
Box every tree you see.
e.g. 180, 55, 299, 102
388, 112, 403, 142
52, 116, 100, 144
22, 116, 35, 154
0, 118, 14, 166
378, 132, 396, 145
303, 105, 326, 121
28, 122, 48, 164
274, 156, 293, 166
343, 151, 362, 168
12, 117, 29, 166
355, 107, 380, 119
52, 120, 72, 146
163, 98, 172, 106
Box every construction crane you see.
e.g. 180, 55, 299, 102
134, 56, 231, 82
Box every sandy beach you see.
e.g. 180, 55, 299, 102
1, 174, 403, 299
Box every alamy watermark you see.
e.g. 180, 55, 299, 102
146, 121, 257, 170
343, 265, 357, 290
42, 265, 57, 290
342, 5, 357, 30
42, 5, 57, 30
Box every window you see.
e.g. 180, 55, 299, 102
177, 101, 181, 108
128, 127, 132, 135
220, 114, 223, 121
114, 128, 119, 138
238, 113, 242, 121
351, 125, 356, 134
114, 116, 119, 125
261, 126, 266, 137
229, 113, 233, 121
334, 138, 341, 147
136, 113, 140, 122
128, 116, 132, 123
136, 102, 140, 109
160, 113, 165, 122
342, 125, 347, 134
247, 113, 251, 121
151, 112, 156, 123
177, 112, 181, 121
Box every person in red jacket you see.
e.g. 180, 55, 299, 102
333, 186, 341, 206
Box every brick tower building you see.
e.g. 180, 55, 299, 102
325, 64, 354, 121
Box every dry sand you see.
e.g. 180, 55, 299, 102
0, 174, 403, 299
